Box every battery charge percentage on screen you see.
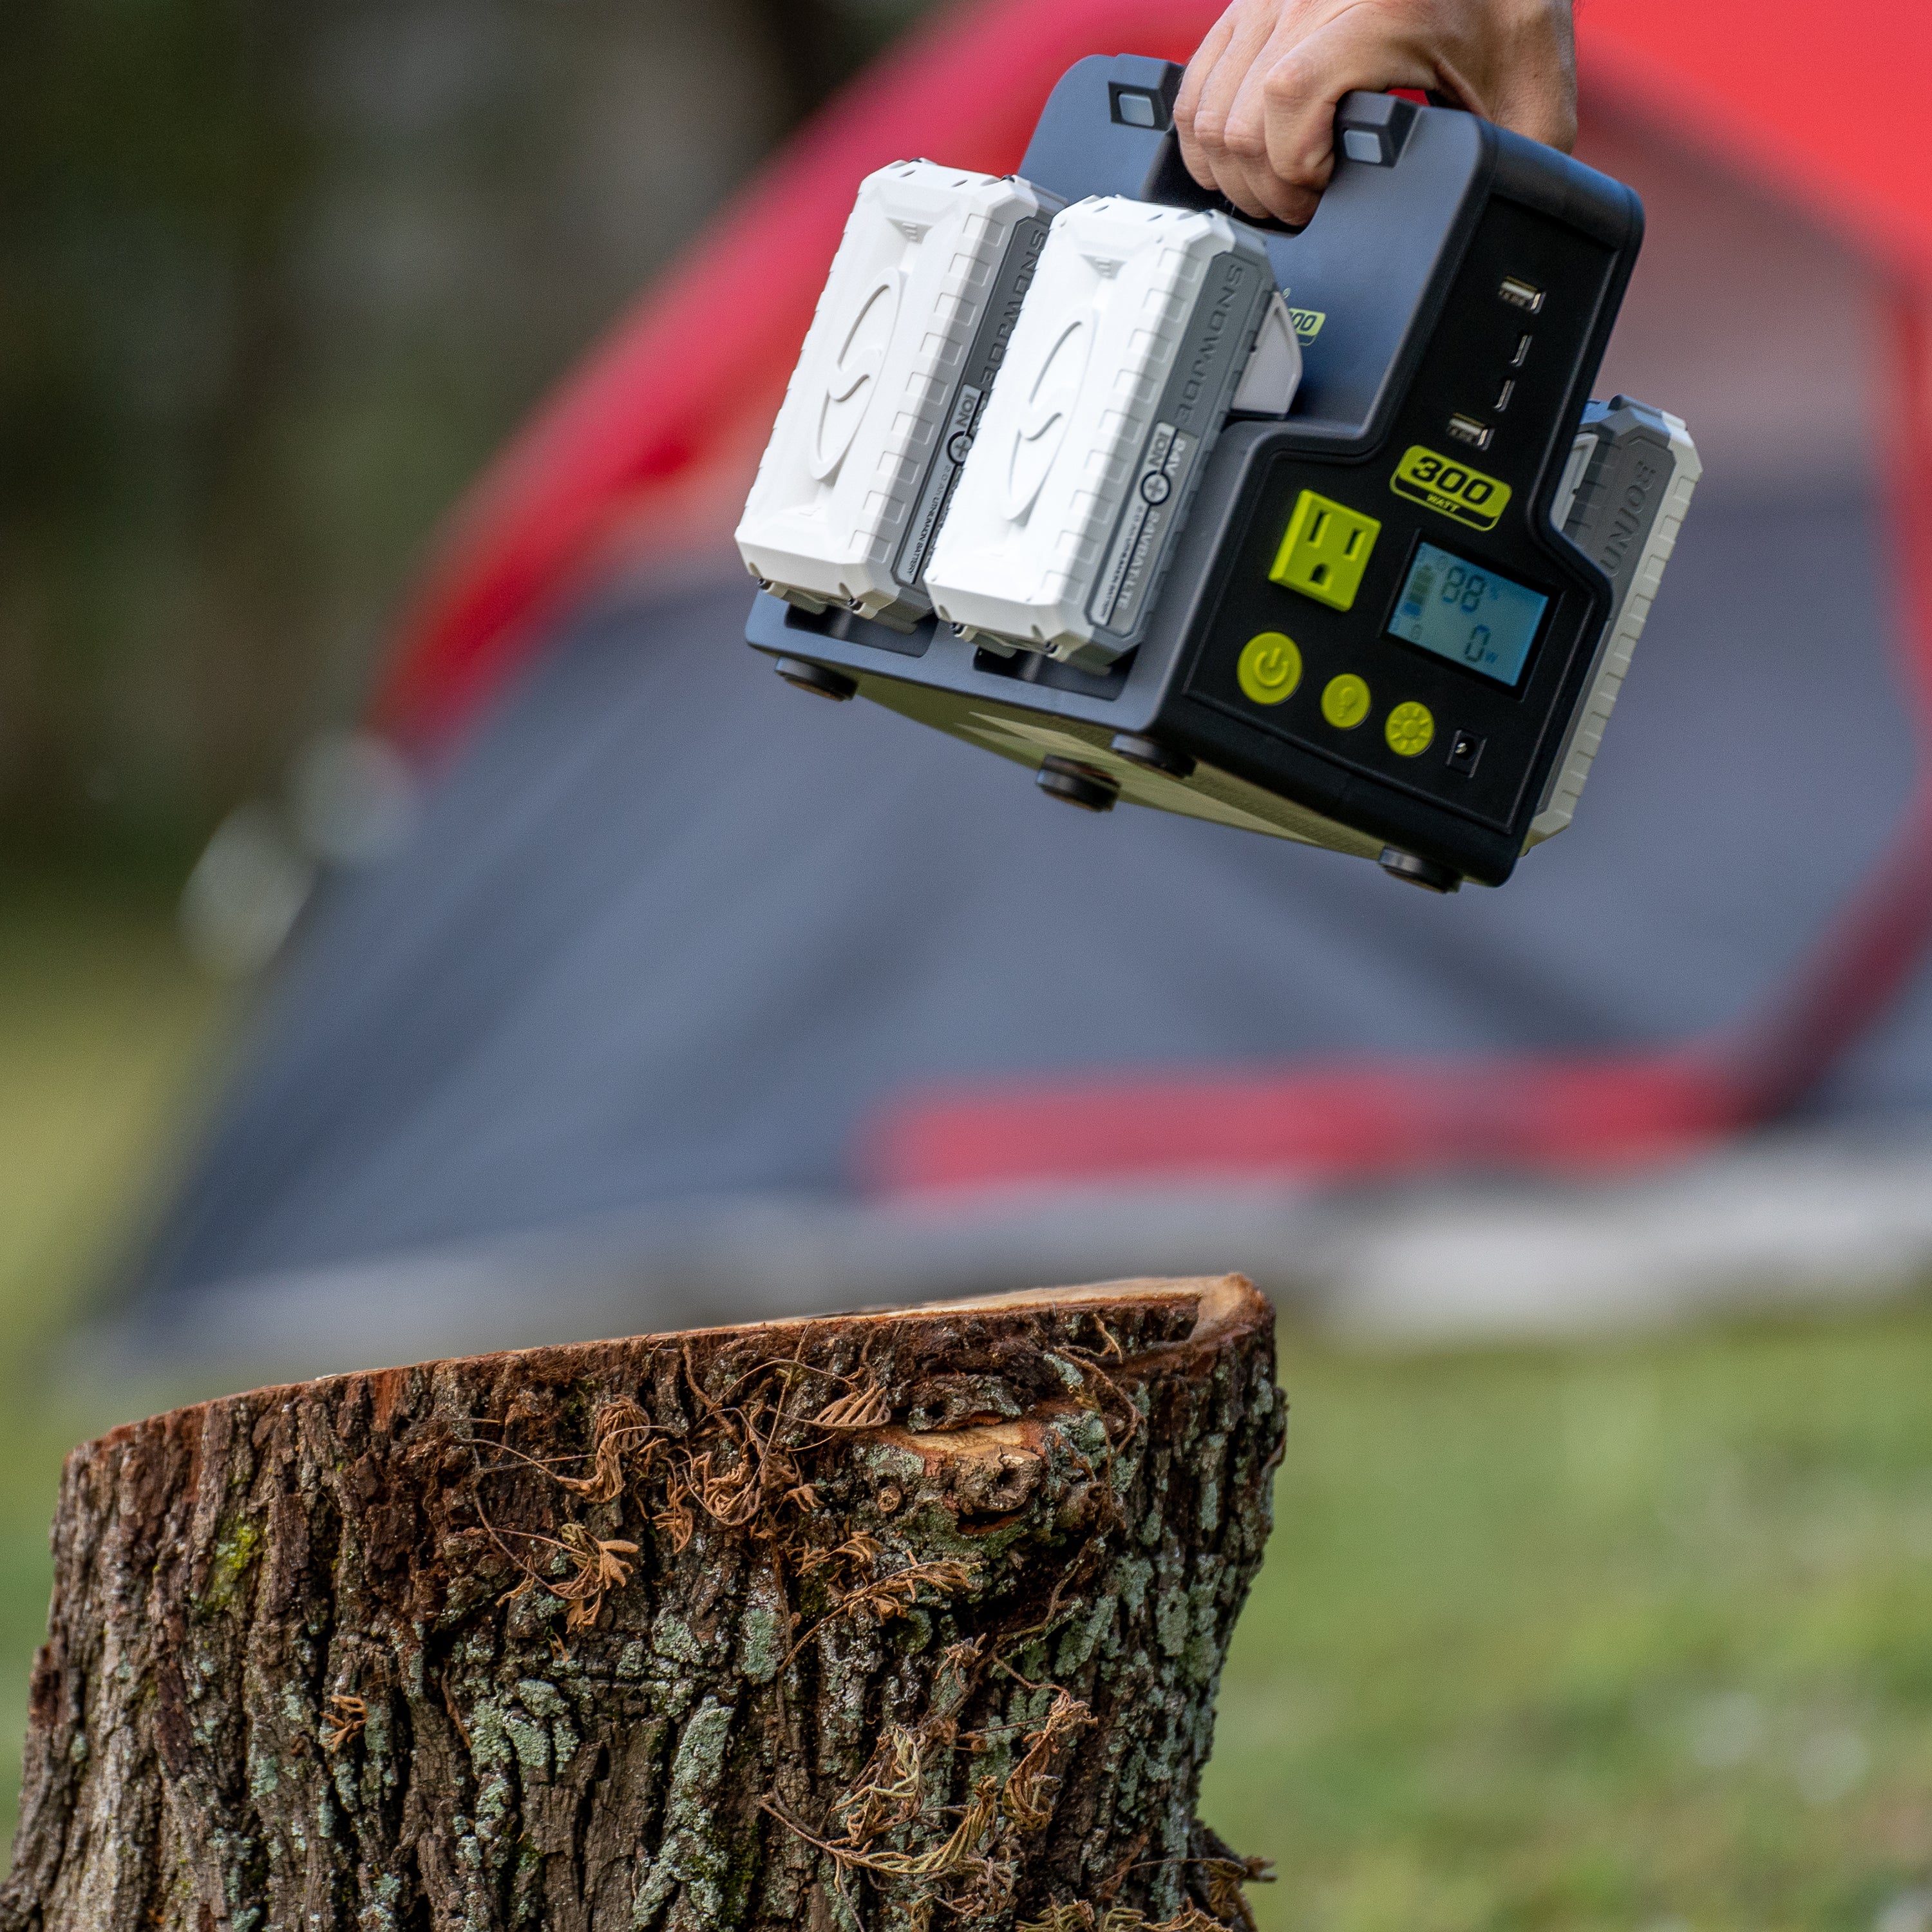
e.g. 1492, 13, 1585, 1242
1436, 566, 1495, 667
1388, 539, 1549, 687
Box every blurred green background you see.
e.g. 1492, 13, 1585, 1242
4, 1, 1931, 1924
1, 0, 925, 869
3, 878, 1931, 1925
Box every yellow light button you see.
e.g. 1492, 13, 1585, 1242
1321, 672, 1371, 730
1385, 701, 1435, 757
1237, 630, 1302, 705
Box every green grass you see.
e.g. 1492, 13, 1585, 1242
0, 874, 226, 1847
3, 880, 1932, 1926
1205, 1321, 1932, 1930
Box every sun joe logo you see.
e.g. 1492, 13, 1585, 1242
1390, 445, 1512, 531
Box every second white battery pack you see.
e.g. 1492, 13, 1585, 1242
925, 196, 1300, 668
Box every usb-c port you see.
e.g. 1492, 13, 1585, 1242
1510, 333, 1532, 367
1494, 379, 1516, 413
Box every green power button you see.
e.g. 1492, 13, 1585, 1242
1237, 631, 1303, 705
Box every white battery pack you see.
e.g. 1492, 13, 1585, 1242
1528, 399, 1701, 846
923, 197, 1297, 668
734, 161, 1060, 630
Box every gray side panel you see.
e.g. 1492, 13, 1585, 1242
1564, 397, 1674, 600
894, 208, 1058, 592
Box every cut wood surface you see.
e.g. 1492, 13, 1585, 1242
2, 1275, 1285, 1932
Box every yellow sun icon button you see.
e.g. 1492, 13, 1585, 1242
1320, 672, 1371, 730
1385, 701, 1435, 757
1237, 631, 1302, 705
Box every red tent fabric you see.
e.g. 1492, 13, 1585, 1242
1582, 0, 1932, 284
366, 0, 1932, 1195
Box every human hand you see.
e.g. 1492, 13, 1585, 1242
1174, 0, 1577, 227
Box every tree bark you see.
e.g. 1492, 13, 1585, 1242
2, 1275, 1284, 1932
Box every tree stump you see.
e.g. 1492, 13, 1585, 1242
2, 1275, 1284, 1932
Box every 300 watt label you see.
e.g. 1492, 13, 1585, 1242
1390, 445, 1512, 532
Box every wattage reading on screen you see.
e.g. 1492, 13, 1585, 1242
1387, 540, 1548, 687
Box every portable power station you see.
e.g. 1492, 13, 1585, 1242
737, 53, 1699, 891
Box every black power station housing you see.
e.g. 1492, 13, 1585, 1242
745, 54, 1647, 889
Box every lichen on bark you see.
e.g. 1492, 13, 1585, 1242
1, 1275, 1285, 1931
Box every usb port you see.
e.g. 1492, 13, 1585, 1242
1446, 413, 1492, 450
1499, 275, 1544, 312
1510, 333, 1533, 366
1493, 379, 1516, 412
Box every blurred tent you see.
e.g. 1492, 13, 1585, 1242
117, 0, 1932, 1374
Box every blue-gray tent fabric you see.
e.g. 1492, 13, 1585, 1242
131, 488, 1932, 1307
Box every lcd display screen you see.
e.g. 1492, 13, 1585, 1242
1387, 540, 1548, 687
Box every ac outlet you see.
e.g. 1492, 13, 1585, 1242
1269, 489, 1382, 611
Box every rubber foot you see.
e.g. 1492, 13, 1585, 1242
1379, 846, 1462, 893
1108, 732, 1195, 779
773, 656, 857, 701
1037, 757, 1120, 813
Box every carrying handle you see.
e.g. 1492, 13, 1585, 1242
1146, 86, 1457, 233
